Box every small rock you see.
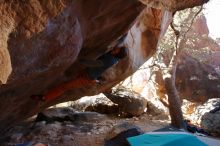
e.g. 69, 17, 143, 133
201, 111, 220, 136
61, 135, 74, 145
73, 112, 107, 122
35, 121, 46, 127
133, 117, 139, 121
47, 122, 62, 129
66, 124, 75, 128
106, 122, 144, 140
10, 133, 23, 141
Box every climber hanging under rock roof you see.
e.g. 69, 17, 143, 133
31, 36, 128, 103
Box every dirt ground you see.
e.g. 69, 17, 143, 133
4, 109, 169, 146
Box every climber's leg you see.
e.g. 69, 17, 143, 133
30, 73, 98, 102
43, 73, 98, 101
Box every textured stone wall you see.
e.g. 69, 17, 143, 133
0, 0, 208, 134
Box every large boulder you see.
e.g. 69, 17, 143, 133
0, 0, 208, 134
128, 12, 220, 104
0, 0, 144, 133
176, 52, 220, 103
104, 87, 148, 117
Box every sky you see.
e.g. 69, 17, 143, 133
204, 0, 220, 39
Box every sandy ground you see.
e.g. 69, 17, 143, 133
4, 111, 169, 146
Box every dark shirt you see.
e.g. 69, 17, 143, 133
86, 52, 119, 80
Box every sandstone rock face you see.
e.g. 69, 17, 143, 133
131, 13, 220, 104
138, 51, 220, 105
158, 14, 220, 103
0, 0, 208, 134
0, 0, 144, 133
139, 0, 209, 11
176, 52, 220, 103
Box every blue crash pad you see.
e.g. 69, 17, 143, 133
127, 133, 208, 146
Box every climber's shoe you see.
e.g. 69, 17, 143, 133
30, 95, 45, 102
